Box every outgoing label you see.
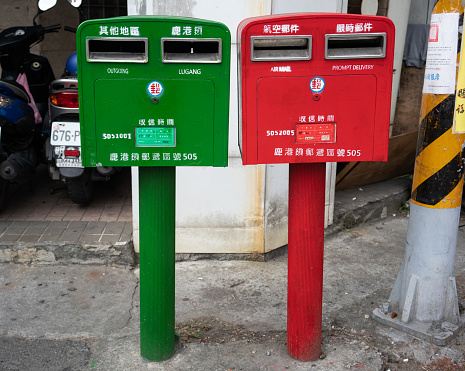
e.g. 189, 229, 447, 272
295, 123, 336, 143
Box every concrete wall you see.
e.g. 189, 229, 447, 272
37, 1, 80, 78
272, 0, 348, 12
0, 1, 38, 29
0, 0, 79, 79
129, 0, 346, 254
0, 0, 40, 61
129, 0, 283, 255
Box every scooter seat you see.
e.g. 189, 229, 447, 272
0, 80, 30, 103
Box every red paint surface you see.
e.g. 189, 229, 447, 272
238, 13, 395, 165
237, 12, 395, 361
287, 162, 326, 361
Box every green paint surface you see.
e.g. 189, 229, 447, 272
139, 166, 176, 361
77, 16, 231, 167
77, 16, 231, 362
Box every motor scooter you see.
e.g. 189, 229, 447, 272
46, 1, 119, 205
0, 0, 61, 209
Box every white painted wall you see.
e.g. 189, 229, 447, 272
128, 0, 271, 44
272, 0, 348, 13
128, 0, 347, 254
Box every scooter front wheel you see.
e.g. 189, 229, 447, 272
67, 170, 93, 205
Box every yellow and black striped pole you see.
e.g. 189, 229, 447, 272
373, 0, 465, 344
412, 1, 465, 208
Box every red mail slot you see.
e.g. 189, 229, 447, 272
238, 13, 395, 165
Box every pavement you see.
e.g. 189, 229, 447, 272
0, 165, 134, 266
0, 165, 132, 243
1, 171, 465, 370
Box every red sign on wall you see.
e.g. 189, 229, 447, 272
429, 24, 439, 42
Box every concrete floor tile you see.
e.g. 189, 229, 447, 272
43, 228, 66, 236
25, 222, 51, 235
9, 221, 32, 228
44, 216, 64, 221
100, 216, 119, 222
0, 222, 12, 233
79, 234, 103, 243
5, 223, 30, 235
64, 209, 85, 218
0, 234, 21, 242
58, 233, 82, 242
99, 235, 120, 243
68, 221, 89, 229
48, 209, 70, 217
38, 235, 61, 242
84, 222, 106, 234
122, 222, 132, 235
119, 234, 132, 242
81, 210, 103, 218
80, 216, 101, 222
17, 235, 41, 243
103, 222, 126, 235
46, 221, 70, 228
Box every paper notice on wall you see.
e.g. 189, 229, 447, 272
422, 12, 459, 95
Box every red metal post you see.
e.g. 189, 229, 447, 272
287, 162, 326, 361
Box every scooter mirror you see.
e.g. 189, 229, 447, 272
38, 0, 57, 12
67, 0, 82, 8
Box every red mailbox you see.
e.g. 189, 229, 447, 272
238, 13, 395, 165
238, 13, 395, 362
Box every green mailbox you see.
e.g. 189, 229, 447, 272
77, 16, 230, 168
77, 16, 231, 362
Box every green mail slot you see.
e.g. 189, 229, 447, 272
77, 16, 231, 167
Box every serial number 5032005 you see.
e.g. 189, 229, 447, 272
102, 133, 132, 140
267, 130, 295, 136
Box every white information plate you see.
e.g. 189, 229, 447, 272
56, 158, 82, 168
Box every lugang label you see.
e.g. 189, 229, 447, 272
179, 68, 202, 75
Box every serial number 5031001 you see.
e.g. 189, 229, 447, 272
267, 130, 295, 136
102, 133, 132, 140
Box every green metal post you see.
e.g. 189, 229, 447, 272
139, 166, 176, 361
